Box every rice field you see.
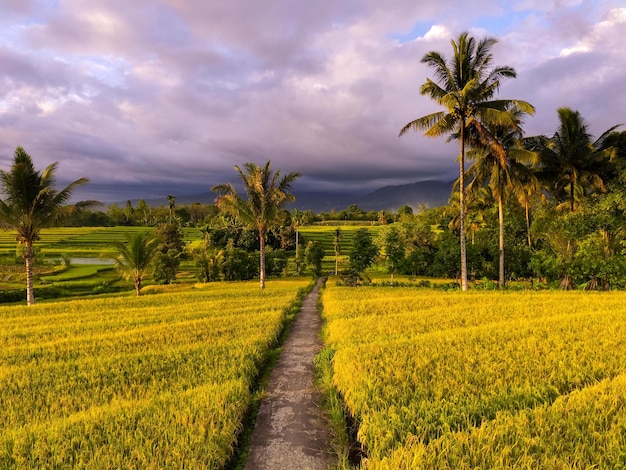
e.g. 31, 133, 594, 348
321, 282, 626, 468
0, 278, 310, 468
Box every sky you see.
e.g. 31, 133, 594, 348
0, 0, 625, 203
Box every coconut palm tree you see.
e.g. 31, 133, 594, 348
292, 208, 303, 274
537, 108, 619, 212
167, 194, 176, 224
113, 231, 161, 296
0, 147, 95, 304
399, 32, 533, 290
212, 161, 300, 289
466, 105, 536, 287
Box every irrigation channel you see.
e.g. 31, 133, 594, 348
244, 277, 333, 470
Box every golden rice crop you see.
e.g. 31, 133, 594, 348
322, 284, 626, 467
0, 278, 310, 468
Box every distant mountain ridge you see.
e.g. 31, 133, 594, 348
120, 180, 454, 212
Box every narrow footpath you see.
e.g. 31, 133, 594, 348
244, 278, 333, 470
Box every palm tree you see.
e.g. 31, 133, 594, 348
212, 161, 301, 289
333, 227, 342, 274
510, 151, 543, 248
292, 208, 303, 274
466, 105, 536, 287
537, 108, 619, 212
0, 147, 95, 304
167, 194, 176, 224
113, 231, 161, 296
399, 32, 533, 290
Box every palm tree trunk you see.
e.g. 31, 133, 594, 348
525, 201, 531, 248
459, 123, 468, 291
259, 228, 266, 289
570, 181, 575, 212
135, 278, 141, 296
295, 227, 299, 274
498, 192, 505, 288
25, 242, 35, 305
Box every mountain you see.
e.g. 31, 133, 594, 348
118, 180, 453, 212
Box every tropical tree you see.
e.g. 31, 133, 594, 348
167, 194, 176, 224
399, 32, 533, 290
0, 146, 95, 304
537, 108, 620, 212
305, 240, 325, 277
349, 228, 379, 274
333, 227, 342, 274
466, 104, 536, 287
212, 161, 301, 289
292, 208, 303, 274
113, 231, 161, 296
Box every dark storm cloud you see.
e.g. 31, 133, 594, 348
0, 1, 624, 201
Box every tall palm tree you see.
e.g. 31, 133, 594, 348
113, 231, 161, 296
167, 194, 176, 224
212, 161, 300, 289
292, 208, 303, 274
466, 105, 536, 287
399, 32, 533, 290
0, 147, 95, 304
510, 152, 543, 248
538, 108, 619, 212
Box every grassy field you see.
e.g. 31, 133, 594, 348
0, 226, 206, 300
321, 281, 626, 468
299, 225, 383, 273
0, 278, 311, 468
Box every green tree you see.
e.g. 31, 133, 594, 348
305, 240, 325, 277
194, 248, 223, 283
349, 228, 379, 274
212, 161, 301, 289
537, 108, 619, 212
113, 231, 160, 296
0, 147, 94, 304
377, 226, 405, 281
167, 194, 176, 224
466, 104, 536, 287
399, 32, 532, 290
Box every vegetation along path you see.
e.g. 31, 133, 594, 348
244, 277, 333, 470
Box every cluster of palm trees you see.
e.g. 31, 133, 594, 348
401, 32, 621, 290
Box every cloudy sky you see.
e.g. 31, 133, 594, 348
1, 0, 625, 203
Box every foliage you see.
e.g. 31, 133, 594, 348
212, 161, 300, 289
399, 32, 532, 291
221, 242, 258, 281
349, 228, 379, 274
305, 241, 326, 277
152, 249, 180, 285
113, 232, 160, 296
0, 147, 94, 304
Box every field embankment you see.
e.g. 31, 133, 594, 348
321, 283, 626, 468
0, 278, 309, 468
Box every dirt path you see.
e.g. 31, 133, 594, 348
244, 278, 333, 470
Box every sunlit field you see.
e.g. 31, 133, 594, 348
0, 278, 310, 468
322, 282, 626, 468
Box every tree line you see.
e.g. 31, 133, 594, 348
2, 32, 626, 302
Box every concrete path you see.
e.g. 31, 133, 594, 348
244, 278, 333, 470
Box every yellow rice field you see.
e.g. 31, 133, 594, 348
0, 278, 310, 469
322, 283, 626, 468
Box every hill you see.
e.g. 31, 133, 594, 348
124, 180, 453, 212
